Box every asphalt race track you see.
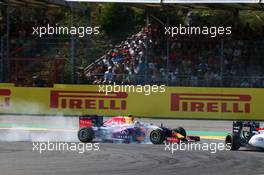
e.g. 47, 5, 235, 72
1, 141, 264, 175
0, 115, 263, 175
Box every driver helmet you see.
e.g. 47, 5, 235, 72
134, 120, 141, 128
128, 114, 134, 122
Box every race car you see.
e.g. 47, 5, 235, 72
77, 115, 200, 144
225, 121, 264, 150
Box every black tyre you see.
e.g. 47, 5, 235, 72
150, 129, 166, 144
174, 127, 187, 138
78, 127, 94, 143
225, 133, 241, 151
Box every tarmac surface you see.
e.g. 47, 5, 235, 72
0, 115, 263, 175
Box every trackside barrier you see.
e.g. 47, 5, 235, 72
0, 84, 264, 120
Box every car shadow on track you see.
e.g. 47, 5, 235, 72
236, 147, 264, 153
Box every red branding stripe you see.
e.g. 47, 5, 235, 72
79, 119, 93, 128
0, 89, 11, 96
257, 128, 264, 131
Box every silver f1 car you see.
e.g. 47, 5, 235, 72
225, 121, 264, 150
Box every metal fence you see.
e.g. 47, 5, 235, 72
80, 73, 264, 88
0, 37, 4, 82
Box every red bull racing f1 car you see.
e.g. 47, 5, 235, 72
77, 115, 200, 144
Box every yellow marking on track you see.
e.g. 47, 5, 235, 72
200, 136, 225, 140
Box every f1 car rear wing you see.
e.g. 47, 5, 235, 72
256, 128, 264, 131
232, 121, 260, 135
79, 115, 103, 129
232, 121, 260, 145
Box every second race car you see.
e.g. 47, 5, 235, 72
225, 121, 264, 150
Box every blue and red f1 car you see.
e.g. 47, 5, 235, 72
77, 115, 200, 144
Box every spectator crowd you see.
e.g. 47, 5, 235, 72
83, 22, 264, 88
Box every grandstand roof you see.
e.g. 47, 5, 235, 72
168, 3, 264, 11
141, 3, 264, 11
0, 0, 263, 11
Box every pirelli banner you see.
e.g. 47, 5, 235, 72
0, 84, 264, 120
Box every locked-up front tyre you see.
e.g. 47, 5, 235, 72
150, 129, 166, 144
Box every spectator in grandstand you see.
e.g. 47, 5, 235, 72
33, 75, 46, 87
103, 66, 115, 84
86, 22, 264, 88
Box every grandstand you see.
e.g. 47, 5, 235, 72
0, 1, 264, 87
84, 9, 264, 88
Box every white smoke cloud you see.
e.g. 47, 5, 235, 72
0, 115, 79, 142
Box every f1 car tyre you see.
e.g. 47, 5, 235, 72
78, 127, 95, 143
225, 133, 241, 150
174, 127, 187, 138
150, 129, 166, 144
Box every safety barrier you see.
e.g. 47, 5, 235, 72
0, 84, 263, 120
